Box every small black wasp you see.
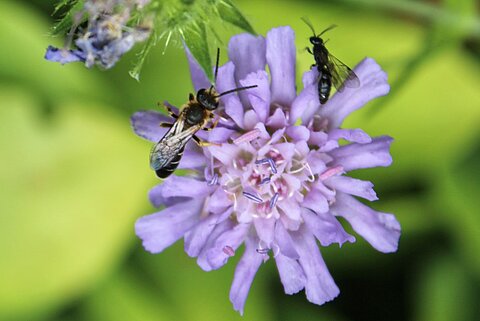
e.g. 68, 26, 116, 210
302, 17, 360, 104
150, 48, 257, 179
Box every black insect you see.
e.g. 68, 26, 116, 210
302, 17, 360, 104
150, 48, 257, 179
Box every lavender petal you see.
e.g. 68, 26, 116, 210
130, 110, 172, 142
229, 236, 264, 316
318, 57, 390, 129
302, 208, 355, 247
205, 223, 250, 270
135, 198, 204, 253
331, 192, 401, 253
266, 26, 296, 106
325, 176, 378, 201
216, 61, 244, 128
330, 136, 393, 171
291, 228, 340, 305
275, 253, 306, 295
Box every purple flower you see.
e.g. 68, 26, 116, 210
132, 26, 400, 315
45, 0, 151, 69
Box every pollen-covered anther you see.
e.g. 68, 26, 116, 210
233, 129, 261, 145
319, 165, 344, 180
223, 245, 235, 257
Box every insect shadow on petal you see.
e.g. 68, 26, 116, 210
150, 48, 258, 179
301, 17, 360, 104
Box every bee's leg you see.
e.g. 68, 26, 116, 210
158, 102, 178, 119
192, 135, 221, 147
189, 93, 195, 102
159, 122, 173, 128
305, 47, 313, 55
202, 116, 220, 131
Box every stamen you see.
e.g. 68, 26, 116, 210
242, 191, 263, 203
223, 245, 235, 257
319, 165, 344, 180
256, 158, 277, 174
233, 129, 261, 145
256, 248, 269, 255
259, 177, 271, 185
269, 192, 279, 209
207, 173, 218, 186
267, 158, 278, 174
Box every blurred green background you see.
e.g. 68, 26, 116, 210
1, 0, 479, 320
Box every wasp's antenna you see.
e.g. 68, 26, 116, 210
214, 47, 220, 85
301, 16, 316, 36
319, 24, 337, 36
217, 85, 257, 98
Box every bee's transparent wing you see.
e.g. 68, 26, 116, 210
327, 54, 360, 92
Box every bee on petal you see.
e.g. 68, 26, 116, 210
150, 48, 257, 178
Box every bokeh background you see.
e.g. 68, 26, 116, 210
1, 0, 479, 320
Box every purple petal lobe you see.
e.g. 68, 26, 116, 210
328, 128, 372, 144
228, 33, 266, 106
206, 223, 250, 270
184, 207, 232, 257
331, 192, 401, 253
253, 217, 275, 245
185, 46, 211, 92
291, 229, 340, 305
302, 208, 355, 247
275, 254, 306, 295
266, 107, 288, 129
274, 221, 299, 259
229, 236, 264, 316
45, 46, 85, 64
197, 219, 235, 271
216, 62, 244, 128
178, 147, 206, 170
208, 127, 236, 143
240, 70, 271, 122
325, 176, 378, 201
302, 189, 329, 214
286, 125, 310, 142
318, 57, 390, 129
135, 198, 204, 253
207, 187, 232, 214
157, 175, 210, 200
131, 110, 171, 142
290, 82, 319, 125
330, 136, 393, 171
266, 26, 296, 106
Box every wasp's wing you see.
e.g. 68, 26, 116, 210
327, 54, 360, 92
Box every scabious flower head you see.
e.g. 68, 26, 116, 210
45, 0, 151, 69
131, 26, 401, 315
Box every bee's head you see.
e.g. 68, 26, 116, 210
197, 88, 219, 111
310, 36, 322, 46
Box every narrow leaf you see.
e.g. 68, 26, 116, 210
216, 0, 255, 35
180, 20, 213, 81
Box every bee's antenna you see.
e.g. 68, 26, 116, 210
217, 85, 257, 98
301, 16, 316, 36
319, 24, 337, 36
214, 47, 220, 85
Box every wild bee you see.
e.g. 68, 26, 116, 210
150, 49, 257, 179
302, 17, 360, 104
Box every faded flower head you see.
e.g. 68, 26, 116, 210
45, 0, 151, 69
131, 26, 401, 314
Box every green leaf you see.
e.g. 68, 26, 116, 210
51, 0, 85, 36
215, 0, 256, 35
129, 31, 158, 81
180, 20, 213, 81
